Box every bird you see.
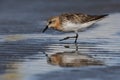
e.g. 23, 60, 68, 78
42, 13, 108, 43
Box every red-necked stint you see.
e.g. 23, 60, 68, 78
42, 13, 108, 43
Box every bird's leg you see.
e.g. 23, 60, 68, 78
59, 36, 76, 41
74, 33, 78, 43
59, 33, 79, 43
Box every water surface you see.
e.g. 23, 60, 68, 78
0, 0, 120, 80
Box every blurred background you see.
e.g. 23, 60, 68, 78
0, 0, 120, 34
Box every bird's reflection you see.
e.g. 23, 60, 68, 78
44, 43, 103, 67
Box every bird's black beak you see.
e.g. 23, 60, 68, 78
42, 26, 48, 33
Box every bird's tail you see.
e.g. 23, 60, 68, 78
95, 14, 109, 20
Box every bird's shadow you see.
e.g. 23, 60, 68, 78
43, 43, 104, 67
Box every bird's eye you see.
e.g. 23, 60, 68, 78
49, 20, 56, 24
49, 21, 52, 24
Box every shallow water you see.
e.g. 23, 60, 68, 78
0, 0, 120, 80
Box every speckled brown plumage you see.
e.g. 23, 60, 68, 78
59, 13, 108, 24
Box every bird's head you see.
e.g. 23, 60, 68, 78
42, 16, 61, 33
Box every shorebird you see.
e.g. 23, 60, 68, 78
42, 13, 108, 43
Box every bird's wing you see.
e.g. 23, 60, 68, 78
60, 13, 108, 24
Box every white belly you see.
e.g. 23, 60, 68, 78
62, 21, 96, 32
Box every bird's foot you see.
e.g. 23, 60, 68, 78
59, 37, 70, 41
59, 36, 76, 41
